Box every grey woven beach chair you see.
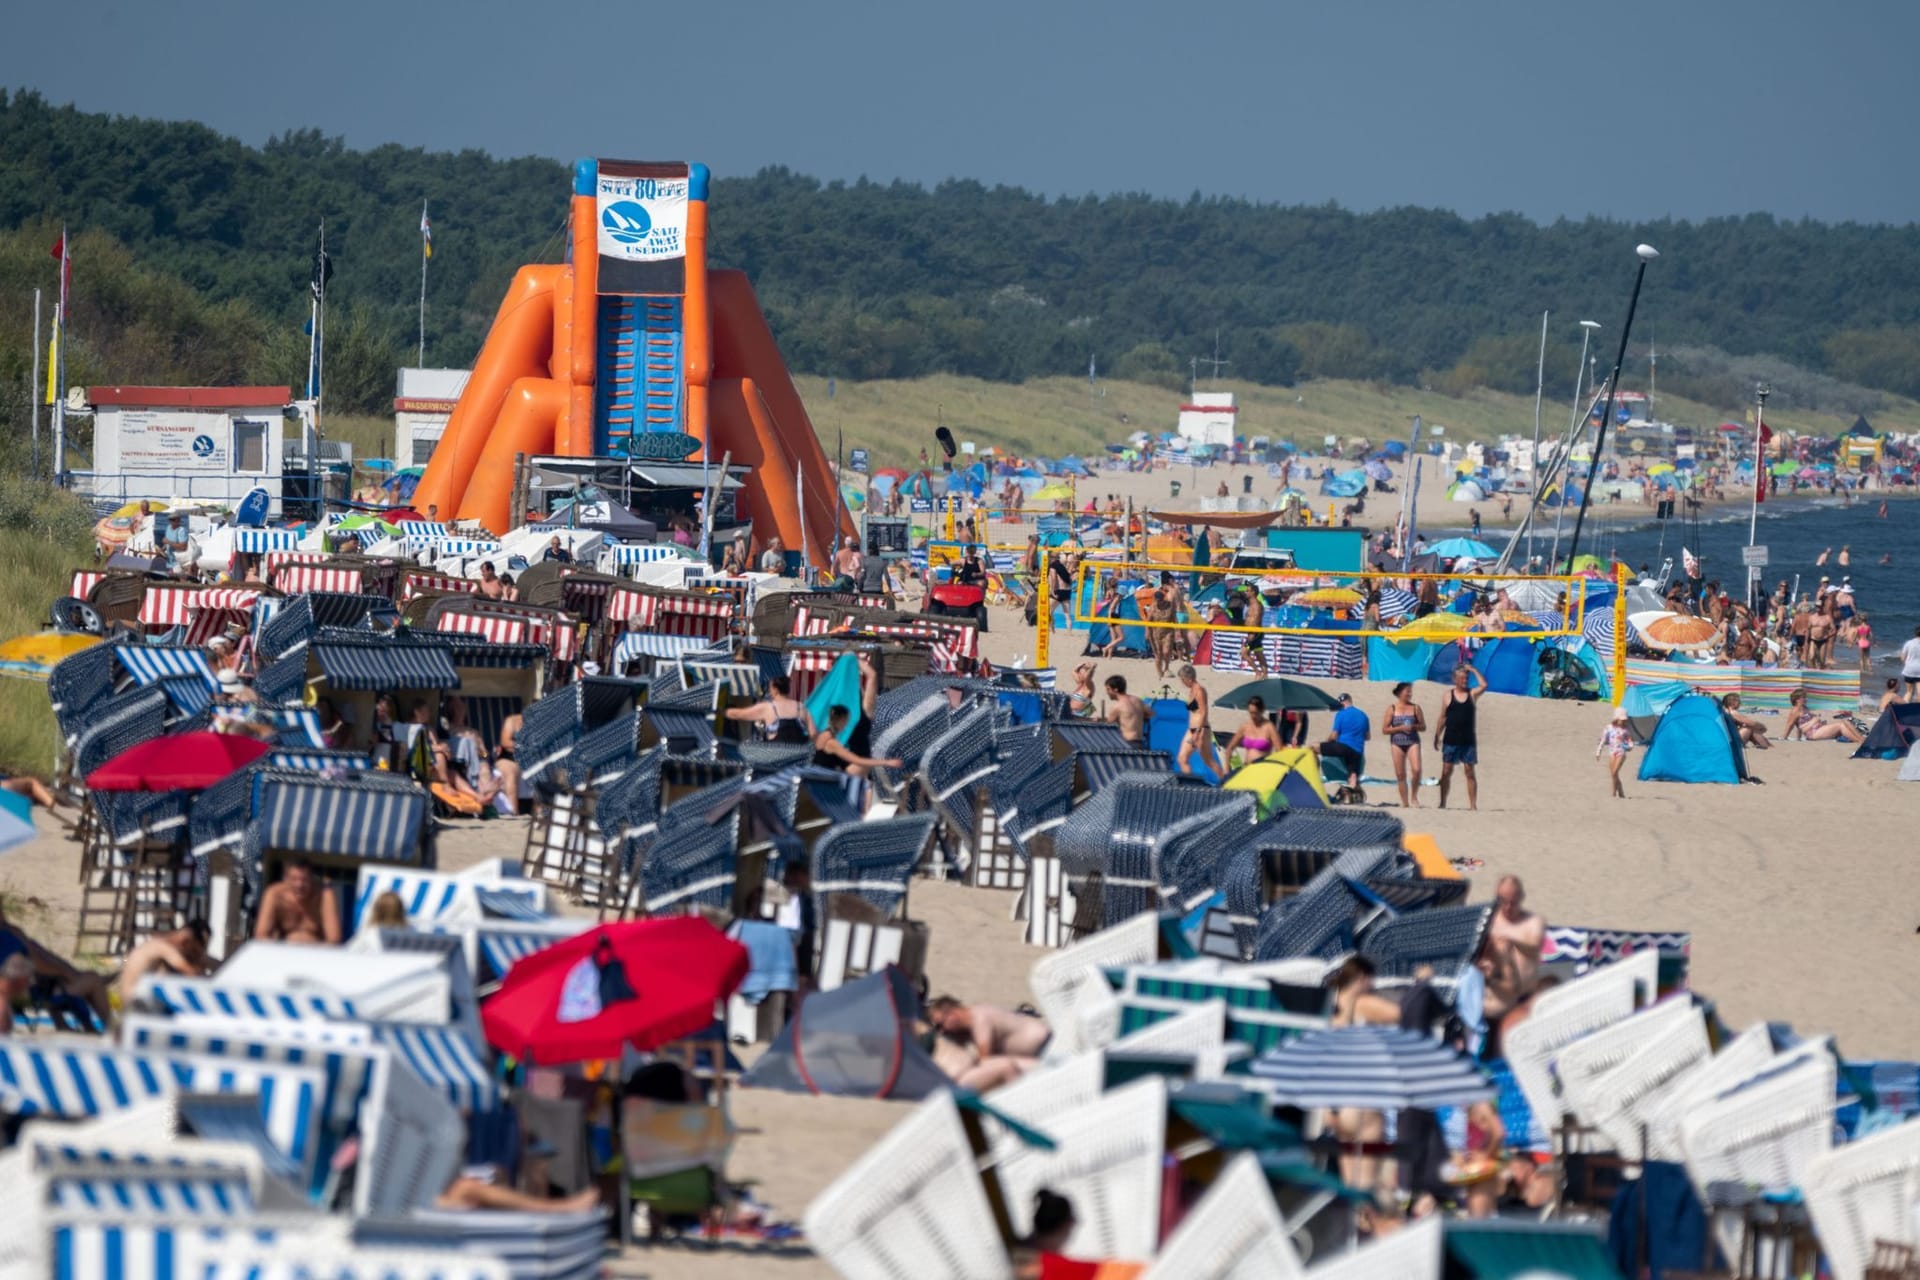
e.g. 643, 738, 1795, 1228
1359, 902, 1494, 981
635, 806, 743, 916
812, 812, 938, 924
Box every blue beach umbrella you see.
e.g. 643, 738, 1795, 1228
1250, 1026, 1493, 1110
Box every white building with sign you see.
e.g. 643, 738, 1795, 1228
395, 368, 471, 465
81, 385, 294, 510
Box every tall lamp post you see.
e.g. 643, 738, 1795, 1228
1565, 244, 1660, 568
1747, 383, 1771, 608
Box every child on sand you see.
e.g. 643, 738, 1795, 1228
1595, 707, 1633, 799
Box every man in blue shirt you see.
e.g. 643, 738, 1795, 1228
1319, 692, 1371, 782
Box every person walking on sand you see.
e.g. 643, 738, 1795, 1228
1385, 682, 1426, 808
1104, 675, 1149, 748
1174, 664, 1221, 777
1434, 664, 1486, 810
1595, 707, 1633, 799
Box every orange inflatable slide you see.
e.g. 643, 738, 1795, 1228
414, 159, 850, 564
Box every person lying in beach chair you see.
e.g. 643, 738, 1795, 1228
0, 901, 111, 1029
1719, 694, 1772, 751
929, 995, 1051, 1092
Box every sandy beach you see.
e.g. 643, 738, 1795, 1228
3, 453, 1911, 1279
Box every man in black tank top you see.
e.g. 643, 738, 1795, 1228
1434, 664, 1486, 810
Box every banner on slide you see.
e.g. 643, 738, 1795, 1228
597, 160, 689, 295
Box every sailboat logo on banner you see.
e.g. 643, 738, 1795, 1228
601, 201, 653, 246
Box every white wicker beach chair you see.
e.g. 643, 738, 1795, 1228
1106, 999, 1244, 1080
804, 1093, 1008, 1280
994, 1076, 1169, 1262
1030, 912, 1160, 1057
1304, 1213, 1443, 1280
1501, 949, 1659, 1133
1680, 1041, 1836, 1266
984, 1052, 1108, 1167
1555, 997, 1709, 1156
1637, 1022, 1780, 1163
1142, 1152, 1304, 1280
1804, 1116, 1920, 1280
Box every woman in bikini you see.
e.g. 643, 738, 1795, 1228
1783, 688, 1865, 743
724, 675, 815, 744
1174, 664, 1222, 777
1222, 695, 1276, 766
1385, 682, 1427, 808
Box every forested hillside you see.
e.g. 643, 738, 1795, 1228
5, 88, 1920, 422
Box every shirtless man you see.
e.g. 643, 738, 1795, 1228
1478, 875, 1545, 1030
253, 860, 342, 945
1103, 675, 1148, 748
477, 561, 506, 601
928, 996, 1051, 1092
0, 901, 111, 1024
117, 921, 211, 1006
832, 537, 863, 586
1806, 606, 1835, 670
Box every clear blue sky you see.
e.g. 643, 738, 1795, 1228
6, 0, 1915, 224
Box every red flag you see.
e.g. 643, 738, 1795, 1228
49, 233, 70, 299
1755, 423, 1772, 504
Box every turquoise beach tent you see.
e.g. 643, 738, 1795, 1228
1638, 693, 1748, 784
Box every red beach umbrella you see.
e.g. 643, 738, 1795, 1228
482, 918, 748, 1063
87, 731, 272, 792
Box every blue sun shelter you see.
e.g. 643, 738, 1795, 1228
1638, 693, 1748, 784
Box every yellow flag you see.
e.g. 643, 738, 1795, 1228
45, 321, 58, 406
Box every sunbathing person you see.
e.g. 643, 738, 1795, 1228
1784, 689, 1865, 743
116, 921, 211, 1007
0, 900, 111, 1025
1720, 694, 1772, 750
437, 1169, 601, 1214
253, 860, 342, 945
928, 996, 1050, 1092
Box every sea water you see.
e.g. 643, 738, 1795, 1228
1445, 497, 1920, 683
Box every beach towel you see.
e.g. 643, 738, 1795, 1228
806, 653, 864, 745
729, 920, 798, 1005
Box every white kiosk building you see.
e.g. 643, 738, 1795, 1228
395, 368, 471, 465
80, 385, 296, 510
1177, 391, 1237, 448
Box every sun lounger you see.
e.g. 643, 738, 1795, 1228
1304, 1213, 1442, 1280
1803, 1116, 1920, 1280
1501, 949, 1660, 1134
1031, 912, 1163, 1057
1143, 1151, 1305, 1279
994, 1076, 1169, 1261
185, 1235, 510, 1280
805, 1092, 1009, 1280
351, 1208, 605, 1280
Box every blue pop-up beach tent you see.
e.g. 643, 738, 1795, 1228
1639, 693, 1748, 784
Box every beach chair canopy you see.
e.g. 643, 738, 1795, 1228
1638, 693, 1748, 784
741, 967, 948, 1100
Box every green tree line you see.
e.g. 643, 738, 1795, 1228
4, 88, 1920, 420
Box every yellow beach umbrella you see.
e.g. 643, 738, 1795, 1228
0, 632, 101, 681
107, 500, 167, 519
1032, 484, 1074, 502
1293, 587, 1363, 608
1393, 612, 1476, 638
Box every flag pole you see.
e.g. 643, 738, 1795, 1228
315, 220, 327, 436
418, 201, 429, 366
52, 225, 68, 488
29, 289, 41, 480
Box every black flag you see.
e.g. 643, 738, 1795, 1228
310, 243, 333, 301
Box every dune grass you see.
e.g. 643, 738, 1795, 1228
0, 526, 101, 778
324, 374, 1919, 480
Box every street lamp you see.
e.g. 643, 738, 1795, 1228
1566, 244, 1660, 567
